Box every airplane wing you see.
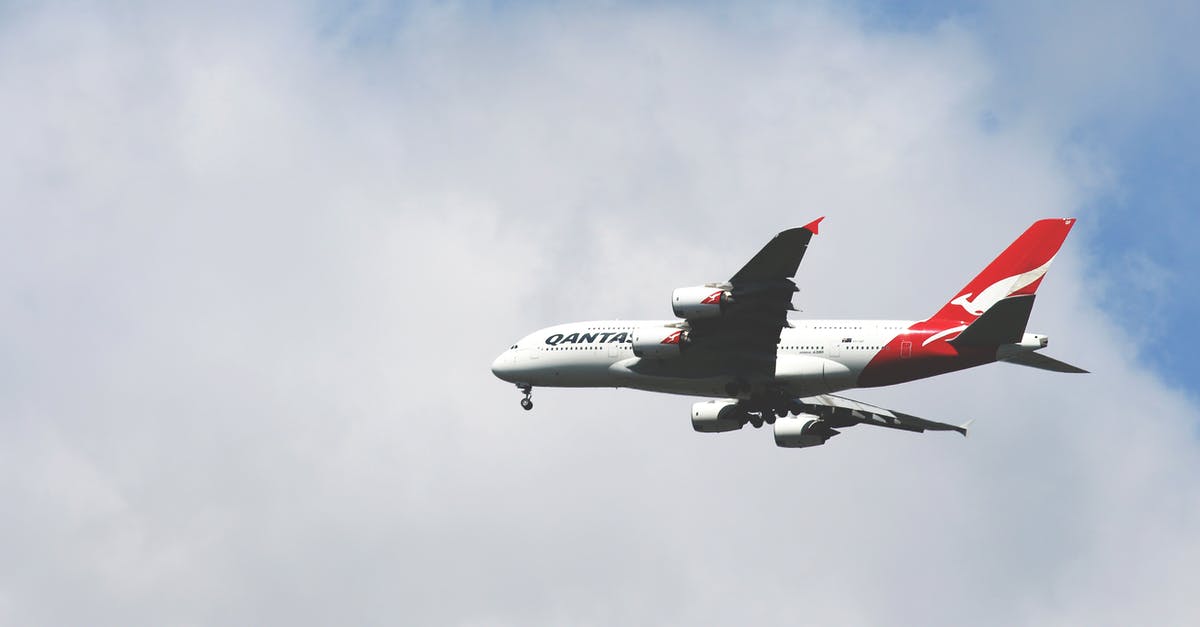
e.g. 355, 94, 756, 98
730, 220, 823, 283
797, 394, 970, 436
685, 218, 823, 375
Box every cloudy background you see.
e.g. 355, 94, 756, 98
2, 1, 1198, 625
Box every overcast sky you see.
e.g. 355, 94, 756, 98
2, 1, 1198, 625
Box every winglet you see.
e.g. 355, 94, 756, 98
958, 418, 975, 438
803, 216, 825, 235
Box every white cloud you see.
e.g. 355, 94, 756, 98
1, 2, 1197, 626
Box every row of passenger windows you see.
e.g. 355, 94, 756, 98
805, 325, 905, 330
781, 345, 883, 350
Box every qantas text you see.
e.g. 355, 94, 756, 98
545, 331, 629, 346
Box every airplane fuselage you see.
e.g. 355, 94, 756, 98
491, 318, 1046, 400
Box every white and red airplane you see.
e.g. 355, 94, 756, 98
491, 218, 1085, 448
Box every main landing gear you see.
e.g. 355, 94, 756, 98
518, 384, 533, 411
744, 397, 809, 429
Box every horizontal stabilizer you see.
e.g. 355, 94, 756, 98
1000, 351, 1089, 373
950, 294, 1035, 346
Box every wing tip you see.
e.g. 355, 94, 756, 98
959, 418, 975, 438
803, 216, 825, 235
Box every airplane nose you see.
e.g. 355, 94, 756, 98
491, 351, 514, 381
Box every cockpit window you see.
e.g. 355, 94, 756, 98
511, 344, 518, 349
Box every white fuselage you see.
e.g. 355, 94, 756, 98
491, 319, 917, 399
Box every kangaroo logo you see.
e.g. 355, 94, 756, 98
952, 258, 1055, 317
660, 330, 683, 345
951, 281, 1013, 316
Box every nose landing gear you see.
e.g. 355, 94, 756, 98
518, 384, 533, 411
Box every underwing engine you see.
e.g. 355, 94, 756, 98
773, 415, 840, 448
691, 399, 747, 433
672, 286, 733, 319
631, 327, 688, 358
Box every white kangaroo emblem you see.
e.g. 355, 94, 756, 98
951, 257, 1055, 317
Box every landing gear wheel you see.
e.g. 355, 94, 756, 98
517, 384, 533, 411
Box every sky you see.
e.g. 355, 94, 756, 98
1, 1, 1198, 625
861, 0, 1200, 388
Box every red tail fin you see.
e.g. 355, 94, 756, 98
928, 218, 1076, 322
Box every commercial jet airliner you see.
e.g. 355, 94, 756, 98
491, 218, 1086, 449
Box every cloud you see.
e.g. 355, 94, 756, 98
947, 0, 1200, 387
1, 2, 1197, 625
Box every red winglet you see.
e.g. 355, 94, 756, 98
803, 216, 825, 235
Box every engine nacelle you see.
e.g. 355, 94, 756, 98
672, 285, 733, 319
774, 415, 840, 448
631, 326, 687, 358
692, 399, 747, 433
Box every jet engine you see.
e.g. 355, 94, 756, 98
774, 415, 840, 448
672, 285, 733, 319
691, 399, 747, 433
631, 326, 688, 358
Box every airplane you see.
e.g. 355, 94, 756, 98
491, 218, 1086, 449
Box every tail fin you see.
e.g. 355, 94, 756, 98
929, 218, 1076, 322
